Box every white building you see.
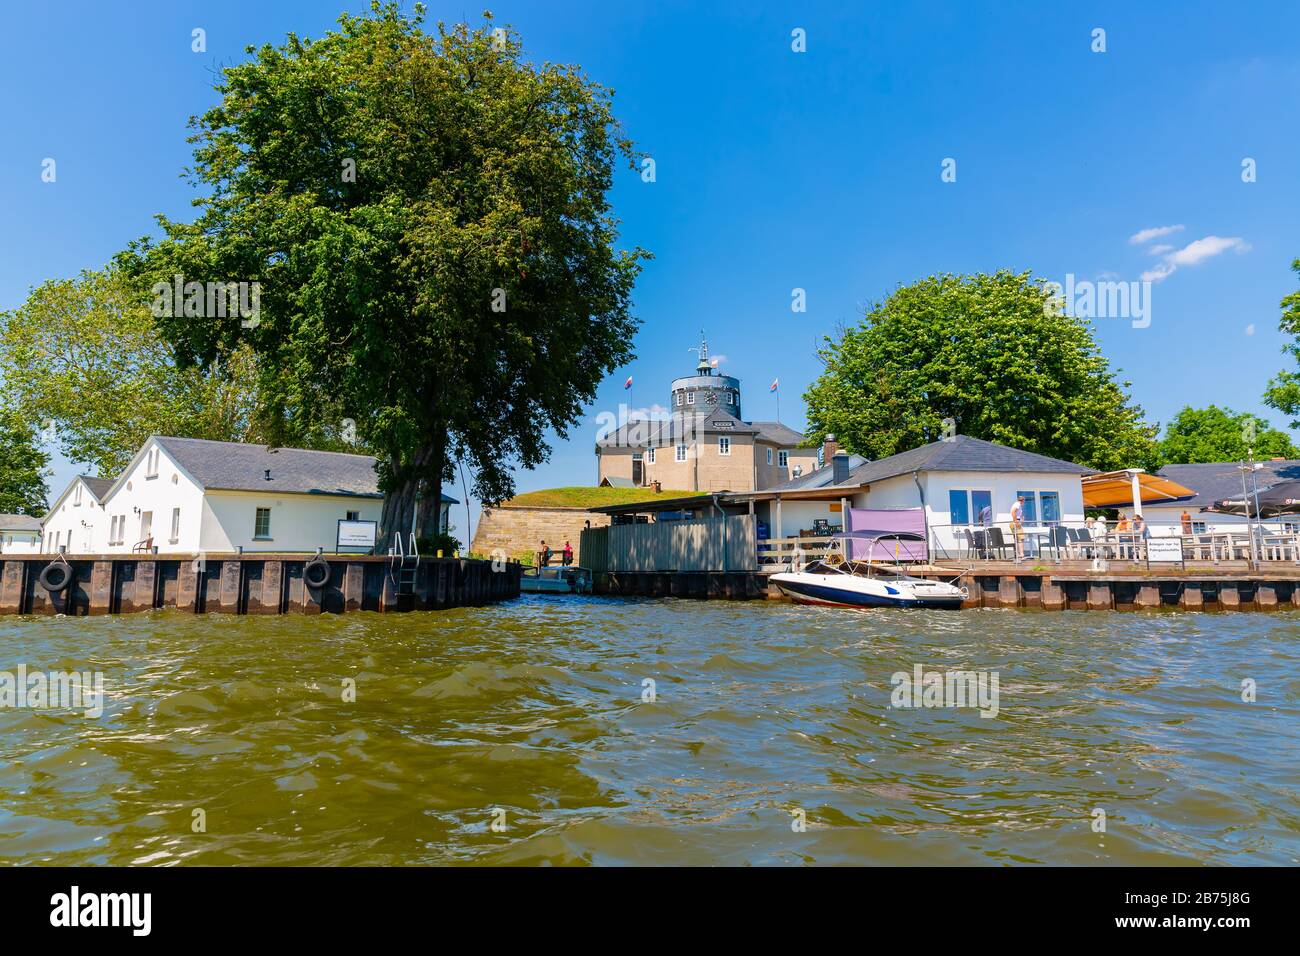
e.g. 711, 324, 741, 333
744, 434, 1091, 557
0, 513, 44, 554
40, 436, 456, 555
41, 476, 114, 554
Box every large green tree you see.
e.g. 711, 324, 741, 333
0, 267, 266, 477
0, 407, 49, 515
126, 3, 646, 547
1157, 405, 1298, 464
1263, 258, 1300, 427
804, 271, 1156, 469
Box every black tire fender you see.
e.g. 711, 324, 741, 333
303, 557, 331, 589
38, 562, 73, 593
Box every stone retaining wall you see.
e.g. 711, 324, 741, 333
471, 505, 610, 565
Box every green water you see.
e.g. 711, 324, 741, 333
1, 597, 1297, 865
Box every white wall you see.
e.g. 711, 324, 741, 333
0, 530, 42, 554
838, 471, 1085, 556
95, 442, 207, 554
200, 490, 384, 553
41, 477, 114, 554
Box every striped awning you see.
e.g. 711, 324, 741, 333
1081, 470, 1197, 508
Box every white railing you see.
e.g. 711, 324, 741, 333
927, 521, 1300, 566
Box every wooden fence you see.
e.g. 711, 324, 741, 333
583, 516, 757, 573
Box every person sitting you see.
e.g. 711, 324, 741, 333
562, 541, 573, 566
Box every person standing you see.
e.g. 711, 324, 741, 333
539, 540, 551, 567
1010, 495, 1026, 560
1180, 510, 1193, 535
562, 540, 573, 566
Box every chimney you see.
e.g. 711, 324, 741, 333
652, 480, 662, 494
832, 451, 850, 485
822, 434, 839, 465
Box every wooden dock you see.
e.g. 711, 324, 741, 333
0, 554, 520, 616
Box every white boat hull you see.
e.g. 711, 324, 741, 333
770, 570, 966, 609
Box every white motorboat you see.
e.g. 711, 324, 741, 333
769, 531, 968, 609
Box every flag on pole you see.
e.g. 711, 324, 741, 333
769, 378, 779, 392
624, 376, 633, 389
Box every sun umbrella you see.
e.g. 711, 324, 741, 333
1208, 479, 1300, 518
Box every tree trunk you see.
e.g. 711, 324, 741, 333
415, 431, 447, 547
379, 476, 418, 555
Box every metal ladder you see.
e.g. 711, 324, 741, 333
388, 532, 420, 596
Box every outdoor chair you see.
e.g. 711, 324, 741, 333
985, 527, 1010, 559
971, 528, 989, 559
131, 536, 153, 554
1050, 526, 1070, 559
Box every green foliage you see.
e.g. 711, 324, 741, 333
0, 267, 266, 476
1263, 259, 1300, 427
417, 531, 462, 556
0, 407, 49, 515
122, 3, 647, 543
1156, 405, 1298, 464
803, 271, 1157, 470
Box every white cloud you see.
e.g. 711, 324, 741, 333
1148, 243, 1173, 255
1129, 224, 1185, 245
1140, 235, 1251, 282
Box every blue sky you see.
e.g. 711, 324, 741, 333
3, 1, 1299, 541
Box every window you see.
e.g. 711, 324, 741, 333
765, 447, 773, 465
687, 392, 695, 405
778, 450, 789, 468
647, 447, 655, 464
1192, 521, 1208, 534
948, 490, 971, 527
346, 511, 360, 521
254, 508, 272, 539
725, 392, 733, 404
145, 447, 160, 478
73, 484, 82, 506
170, 508, 181, 542
675, 393, 683, 407
719, 437, 731, 456
1015, 491, 1038, 524
676, 444, 688, 462
139, 511, 152, 541
1039, 492, 1061, 524
950, 490, 994, 526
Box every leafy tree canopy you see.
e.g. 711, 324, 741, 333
1156, 405, 1298, 464
0, 407, 50, 515
803, 271, 1157, 470
1263, 258, 1300, 427
0, 266, 265, 477
122, 2, 647, 545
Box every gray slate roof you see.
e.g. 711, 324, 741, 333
80, 476, 114, 501
0, 513, 42, 531
750, 421, 805, 446
838, 435, 1092, 488
600, 475, 636, 488
765, 454, 870, 491
153, 437, 456, 502
597, 411, 809, 448
1155, 460, 1300, 509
